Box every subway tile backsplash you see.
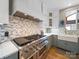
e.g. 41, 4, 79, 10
9, 16, 41, 38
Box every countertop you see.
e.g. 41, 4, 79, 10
45, 33, 79, 43
0, 33, 79, 58
0, 41, 18, 58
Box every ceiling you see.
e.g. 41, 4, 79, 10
43, 0, 79, 10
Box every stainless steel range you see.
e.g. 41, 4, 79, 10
13, 35, 48, 59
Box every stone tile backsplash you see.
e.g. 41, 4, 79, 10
9, 16, 41, 38
58, 28, 79, 35
66, 30, 79, 35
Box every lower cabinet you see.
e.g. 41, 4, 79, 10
52, 39, 57, 47
57, 40, 66, 49
51, 35, 58, 47
51, 36, 79, 54
4, 52, 18, 59
66, 41, 78, 53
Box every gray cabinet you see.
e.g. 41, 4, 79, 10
4, 52, 18, 59
57, 40, 66, 49
51, 36, 79, 54
57, 39, 79, 53
51, 35, 58, 46
0, 41, 18, 59
52, 39, 57, 46
66, 41, 78, 52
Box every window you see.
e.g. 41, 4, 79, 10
66, 13, 77, 30
67, 13, 76, 21
66, 13, 77, 24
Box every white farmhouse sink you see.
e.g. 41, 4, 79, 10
58, 34, 78, 43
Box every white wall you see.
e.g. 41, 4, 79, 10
0, 0, 9, 24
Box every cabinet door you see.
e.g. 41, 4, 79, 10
52, 39, 57, 46
48, 36, 52, 47
52, 35, 58, 46
5, 52, 18, 59
65, 41, 78, 53
57, 40, 66, 49
0, 0, 9, 24
57, 40, 78, 53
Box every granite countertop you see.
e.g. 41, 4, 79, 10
45, 32, 79, 38
58, 34, 79, 38
45, 33, 79, 43
0, 41, 18, 58
58, 34, 79, 43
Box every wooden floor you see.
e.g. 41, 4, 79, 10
46, 47, 78, 59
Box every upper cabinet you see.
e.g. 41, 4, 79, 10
0, 0, 9, 24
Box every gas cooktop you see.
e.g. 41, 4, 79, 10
13, 37, 31, 46
13, 34, 45, 46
